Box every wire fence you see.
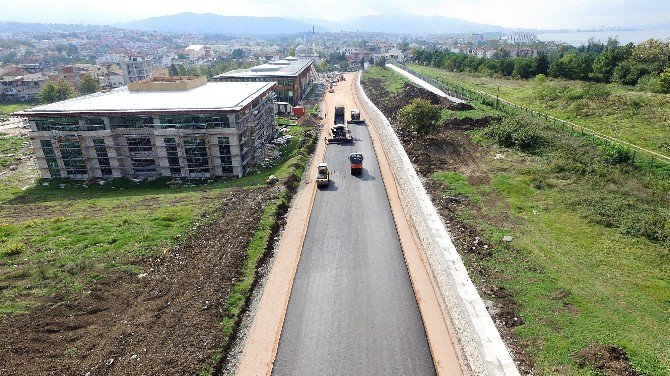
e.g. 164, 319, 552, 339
390, 62, 670, 176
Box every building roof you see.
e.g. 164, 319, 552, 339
15, 81, 275, 116
213, 57, 313, 79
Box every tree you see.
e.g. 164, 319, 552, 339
168, 64, 180, 77
397, 99, 441, 136
534, 52, 550, 75
375, 56, 386, 67
231, 48, 245, 60
79, 74, 100, 95
512, 58, 536, 79
612, 60, 647, 86
54, 79, 75, 101
632, 39, 670, 74
657, 67, 670, 94
39, 82, 58, 104
360, 57, 366, 69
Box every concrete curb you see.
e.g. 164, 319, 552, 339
354, 73, 520, 376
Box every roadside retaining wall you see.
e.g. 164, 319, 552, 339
354, 74, 520, 375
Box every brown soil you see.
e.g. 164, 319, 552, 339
363, 76, 536, 374
577, 345, 638, 376
0, 187, 278, 375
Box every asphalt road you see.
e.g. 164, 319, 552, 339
272, 78, 436, 375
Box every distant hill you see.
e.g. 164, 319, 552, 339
0, 21, 107, 33
114, 13, 327, 35
338, 15, 505, 34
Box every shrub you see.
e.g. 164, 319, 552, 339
397, 98, 441, 136
602, 144, 633, 165
482, 117, 547, 151
1, 241, 26, 256
535, 73, 547, 84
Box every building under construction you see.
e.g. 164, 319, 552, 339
15, 76, 276, 180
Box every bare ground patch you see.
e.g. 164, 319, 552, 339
0, 187, 278, 375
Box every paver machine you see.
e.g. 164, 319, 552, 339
328, 105, 353, 143
347, 108, 365, 124
349, 153, 364, 175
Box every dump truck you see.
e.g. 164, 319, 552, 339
347, 109, 365, 124
316, 163, 330, 187
349, 153, 364, 174
334, 105, 345, 125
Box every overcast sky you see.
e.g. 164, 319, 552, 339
0, 0, 669, 29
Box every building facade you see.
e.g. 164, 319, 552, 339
213, 57, 315, 106
15, 77, 276, 180
121, 56, 150, 84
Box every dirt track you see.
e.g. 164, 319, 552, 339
0, 187, 277, 375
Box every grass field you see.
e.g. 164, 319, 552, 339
0, 102, 37, 115
0, 134, 26, 170
409, 65, 670, 157
366, 66, 670, 375
0, 126, 311, 315
361, 66, 412, 95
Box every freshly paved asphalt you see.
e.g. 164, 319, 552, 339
272, 90, 436, 375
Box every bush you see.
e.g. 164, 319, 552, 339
397, 98, 441, 136
482, 117, 547, 151
602, 144, 633, 165
1, 241, 26, 256
535, 74, 547, 84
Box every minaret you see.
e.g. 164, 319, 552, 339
312, 26, 316, 55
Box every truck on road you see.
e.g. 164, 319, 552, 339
347, 109, 365, 124
349, 153, 364, 175
316, 163, 330, 187
334, 105, 345, 125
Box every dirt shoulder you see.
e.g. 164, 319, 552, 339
0, 187, 278, 375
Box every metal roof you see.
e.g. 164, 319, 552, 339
15, 81, 275, 116
213, 58, 314, 79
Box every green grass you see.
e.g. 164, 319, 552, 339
361, 66, 412, 95
409, 64, 670, 157
0, 125, 313, 315
432, 171, 480, 203
0, 133, 26, 169
0, 102, 36, 115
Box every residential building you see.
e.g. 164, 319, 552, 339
184, 45, 205, 60
1, 73, 48, 101
121, 55, 150, 84
505, 32, 538, 45
212, 56, 315, 106
15, 76, 276, 180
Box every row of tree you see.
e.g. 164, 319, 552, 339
412, 39, 670, 92
39, 74, 100, 104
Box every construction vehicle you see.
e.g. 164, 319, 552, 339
327, 105, 353, 143
316, 163, 330, 187
349, 153, 364, 174
347, 109, 365, 124
327, 124, 353, 143
334, 105, 345, 125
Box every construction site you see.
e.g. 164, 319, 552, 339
15, 76, 276, 180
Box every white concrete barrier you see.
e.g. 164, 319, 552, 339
354, 74, 520, 376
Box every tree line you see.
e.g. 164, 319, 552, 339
412, 38, 670, 93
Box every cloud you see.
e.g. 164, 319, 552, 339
0, 0, 669, 29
